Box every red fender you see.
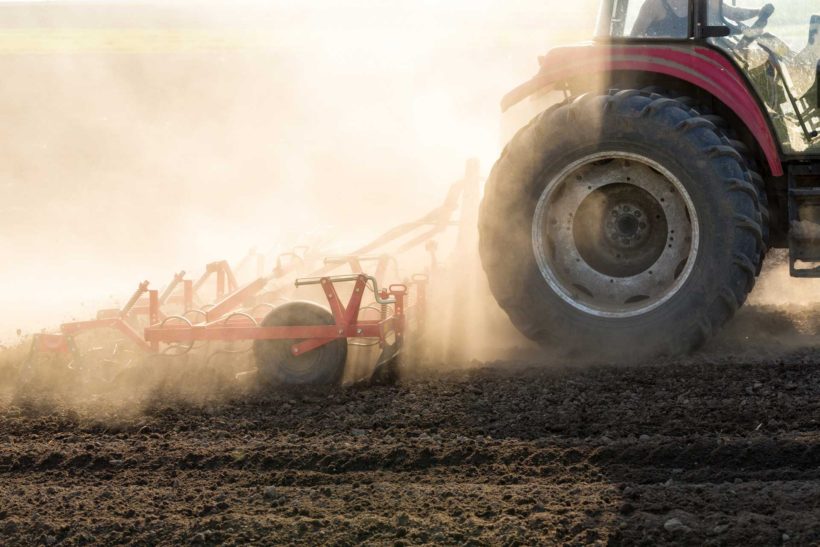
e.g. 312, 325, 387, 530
502, 44, 784, 177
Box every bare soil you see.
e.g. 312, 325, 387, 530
2, 305, 820, 546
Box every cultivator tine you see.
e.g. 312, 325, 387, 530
149, 290, 160, 326
235, 248, 267, 281
217, 268, 226, 299
397, 162, 479, 254
120, 281, 150, 318
369, 342, 401, 385
194, 261, 237, 297
204, 277, 270, 323
159, 271, 186, 305
273, 251, 305, 278
410, 274, 429, 333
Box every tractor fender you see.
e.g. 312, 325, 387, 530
502, 44, 784, 177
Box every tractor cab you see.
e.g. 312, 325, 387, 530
598, 0, 820, 154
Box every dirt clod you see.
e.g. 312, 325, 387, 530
713, 523, 730, 535
664, 518, 690, 534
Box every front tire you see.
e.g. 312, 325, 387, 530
479, 90, 763, 358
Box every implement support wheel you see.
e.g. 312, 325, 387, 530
253, 302, 347, 386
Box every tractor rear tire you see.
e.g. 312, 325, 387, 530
479, 90, 763, 359
253, 302, 347, 386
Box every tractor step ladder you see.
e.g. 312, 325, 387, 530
788, 164, 820, 277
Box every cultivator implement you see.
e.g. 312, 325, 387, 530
24, 161, 481, 387
142, 273, 426, 384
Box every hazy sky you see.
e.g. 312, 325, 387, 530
0, 1, 597, 343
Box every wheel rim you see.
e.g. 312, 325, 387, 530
532, 152, 700, 318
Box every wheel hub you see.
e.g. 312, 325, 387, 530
608, 204, 645, 246
532, 152, 699, 318
573, 183, 670, 279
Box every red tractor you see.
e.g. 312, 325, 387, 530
479, 0, 820, 357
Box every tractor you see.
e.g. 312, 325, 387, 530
479, 0, 820, 358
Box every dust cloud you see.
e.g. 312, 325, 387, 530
0, 0, 817, 407
0, 0, 600, 402
0, 0, 597, 339
711, 249, 820, 353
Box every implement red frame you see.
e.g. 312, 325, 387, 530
143, 274, 411, 356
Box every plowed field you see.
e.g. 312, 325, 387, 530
1, 305, 820, 546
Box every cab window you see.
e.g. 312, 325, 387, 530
708, 0, 820, 153
597, 0, 691, 39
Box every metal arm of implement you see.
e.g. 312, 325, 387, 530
295, 274, 398, 305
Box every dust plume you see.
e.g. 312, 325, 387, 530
0, 0, 600, 404
703, 249, 820, 357
0, 0, 597, 342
